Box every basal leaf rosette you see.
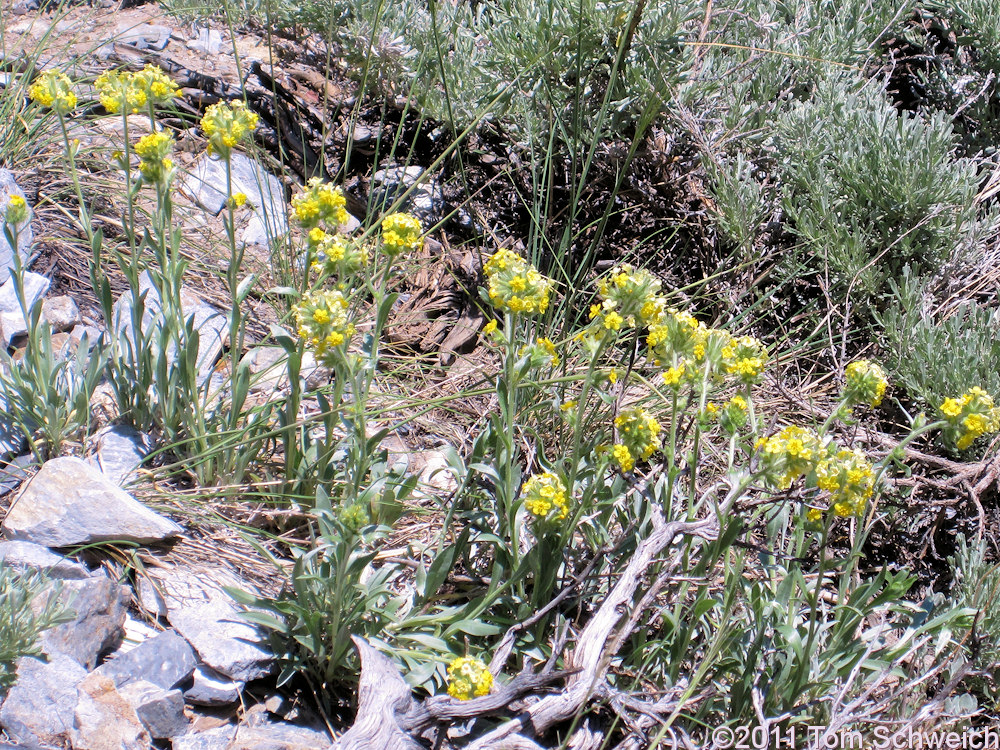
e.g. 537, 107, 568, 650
939, 387, 1000, 451
446, 657, 493, 701
520, 472, 569, 523
612, 407, 662, 473
29, 71, 77, 114
292, 290, 356, 367
484, 249, 554, 316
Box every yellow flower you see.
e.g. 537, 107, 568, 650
292, 178, 348, 229
482, 319, 498, 335
613, 408, 661, 471
447, 657, 493, 701
940, 398, 962, 418
483, 250, 554, 316
939, 388, 1000, 451
520, 472, 569, 522
518, 337, 560, 368
133, 131, 175, 184
229, 192, 249, 209
4, 194, 28, 226
662, 362, 686, 388
843, 360, 888, 407
200, 100, 258, 157
29, 71, 76, 114
292, 290, 355, 367
381, 212, 423, 256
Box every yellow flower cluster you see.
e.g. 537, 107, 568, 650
446, 657, 493, 701
757, 426, 876, 518
133, 131, 175, 184
292, 290, 355, 366
308, 230, 368, 280
939, 387, 1000, 450
646, 308, 709, 367
612, 408, 662, 472
29, 71, 77, 114
381, 212, 423, 256
520, 472, 569, 521
589, 265, 664, 334
721, 335, 767, 384
518, 337, 559, 369
4, 195, 28, 226
96, 65, 179, 114
484, 249, 554, 316
843, 360, 888, 408
711, 394, 749, 433
292, 178, 348, 229
200, 100, 258, 157
815, 447, 876, 517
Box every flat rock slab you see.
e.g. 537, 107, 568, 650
0, 169, 33, 276
0, 654, 86, 749
96, 629, 196, 691
118, 680, 187, 739
140, 567, 274, 682
179, 153, 288, 248
1, 456, 182, 547
37, 571, 130, 669
0, 540, 91, 579
183, 665, 243, 706
171, 721, 331, 750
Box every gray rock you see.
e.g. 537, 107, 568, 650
118, 680, 187, 739
183, 665, 242, 706
116, 23, 172, 51
39, 295, 79, 332
171, 725, 237, 750
96, 630, 196, 691
1, 456, 183, 547
0, 271, 50, 346
140, 568, 274, 682
187, 26, 223, 55
89, 425, 150, 487
179, 153, 288, 249
0, 170, 33, 276
242, 346, 329, 394
112, 270, 226, 383
0, 654, 86, 748
37, 572, 130, 669
71, 671, 151, 750
231, 720, 332, 749
0, 541, 91, 579
370, 165, 443, 224
0, 455, 32, 498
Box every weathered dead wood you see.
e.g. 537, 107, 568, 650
333, 637, 423, 750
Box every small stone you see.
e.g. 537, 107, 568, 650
171, 725, 237, 750
40, 295, 80, 332
0, 455, 32, 497
242, 346, 329, 394
118, 680, 188, 739
0, 271, 50, 347
96, 629, 196, 691
115, 23, 172, 50
37, 572, 130, 669
1, 456, 183, 547
72, 672, 151, 750
69, 323, 102, 351
0, 540, 91, 579
370, 165, 443, 224
183, 665, 243, 706
0, 170, 33, 276
0, 654, 86, 748
144, 568, 274, 682
187, 26, 223, 55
